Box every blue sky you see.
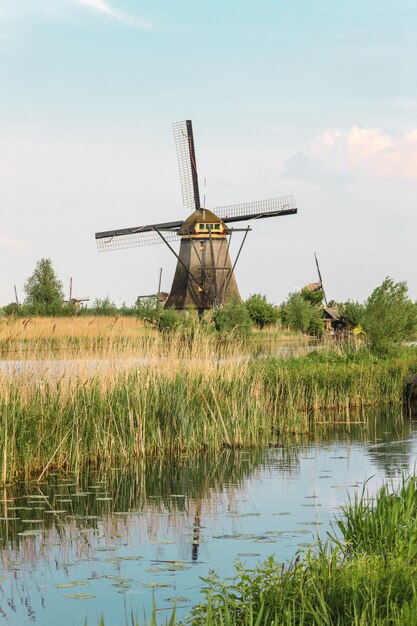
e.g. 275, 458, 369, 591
1, 0, 416, 305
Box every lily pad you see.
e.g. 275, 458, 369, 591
63, 593, 95, 599
56, 581, 88, 589
165, 597, 190, 603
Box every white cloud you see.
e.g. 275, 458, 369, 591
73, 0, 152, 29
285, 126, 417, 182
0, 232, 31, 250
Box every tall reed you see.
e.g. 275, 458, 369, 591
1, 350, 416, 480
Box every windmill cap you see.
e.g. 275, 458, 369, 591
178, 209, 230, 235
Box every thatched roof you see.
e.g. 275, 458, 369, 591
323, 306, 340, 320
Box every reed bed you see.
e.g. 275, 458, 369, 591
0, 316, 307, 360
1, 349, 416, 481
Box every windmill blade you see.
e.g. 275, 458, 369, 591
95, 220, 182, 251
314, 252, 328, 306
173, 120, 201, 211
214, 195, 297, 223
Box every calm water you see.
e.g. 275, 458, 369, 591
0, 414, 416, 625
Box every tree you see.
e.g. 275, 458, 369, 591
212, 299, 252, 338
245, 294, 279, 329
340, 301, 365, 328
24, 258, 64, 314
301, 287, 324, 307
90, 297, 118, 316
362, 277, 417, 355
280, 292, 323, 336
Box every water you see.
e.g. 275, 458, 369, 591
0, 415, 416, 625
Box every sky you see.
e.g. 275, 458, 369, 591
1, 0, 416, 307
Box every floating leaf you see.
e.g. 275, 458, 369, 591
63, 593, 95, 599
142, 582, 172, 589
18, 530, 42, 537
237, 553, 260, 557
165, 597, 190, 603
56, 581, 88, 589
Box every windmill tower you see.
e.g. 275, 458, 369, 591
95, 120, 298, 312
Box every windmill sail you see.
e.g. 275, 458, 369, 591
173, 120, 201, 211
95, 221, 182, 251
214, 195, 297, 222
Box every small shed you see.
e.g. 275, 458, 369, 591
323, 306, 346, 333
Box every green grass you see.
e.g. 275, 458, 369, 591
2, 347, 417, 480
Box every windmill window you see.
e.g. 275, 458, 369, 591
214, 224, 220, 230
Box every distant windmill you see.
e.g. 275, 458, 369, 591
136, 268, 168, 308
95, 120, 298, 314
303, 253, 328, 306
66, 277, 89, 310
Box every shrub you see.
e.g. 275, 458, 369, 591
362, 277, 417, 355
280, 292, 323, 336
245, 294, 279, 328
212, 299, 252, 338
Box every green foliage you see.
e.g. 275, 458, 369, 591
158, 308, 183, 332
245, 293, 279, 328
301, 286, 324, 306
89, 297, 118, 316
212, 299, 252, 338
362, 277, 417, 355
339, 300, 365, 327
135, 296, 160, 322
24, 258, 64, 314
280, 292, 324, 336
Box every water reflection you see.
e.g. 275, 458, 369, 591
0, 410, 416, 625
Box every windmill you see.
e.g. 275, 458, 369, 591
303, 253, 328, 306
95, 120, 298, 314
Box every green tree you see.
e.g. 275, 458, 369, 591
90, 297, 118, 316
24, 258, 64, 314
340, 300, 365, 328
212, 299, 252, 338
245, 294, 279, 329
301, 287, 324, 306
362, 277, 417, 355
280, 292, 323, 336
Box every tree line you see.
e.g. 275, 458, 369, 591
2, 258, 417, 355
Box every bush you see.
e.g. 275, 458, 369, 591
301, 286, 324, 306
340, 300, 365, 328
135, 296, 160, 322
362, 277, 417, 355
212, 299, 252, 338
245, 294, 279, 328
280, 292, 324, 336
88, 297, 118, 316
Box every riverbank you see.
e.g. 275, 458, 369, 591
2, 347, 416, 480
182, 476, 417, 625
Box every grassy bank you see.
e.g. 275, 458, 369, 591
184, 476, 417, 625
1, 348, 417, 480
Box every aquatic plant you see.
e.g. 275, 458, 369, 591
1, 348, 416, 480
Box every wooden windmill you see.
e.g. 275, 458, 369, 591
95, 120, 298, 314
